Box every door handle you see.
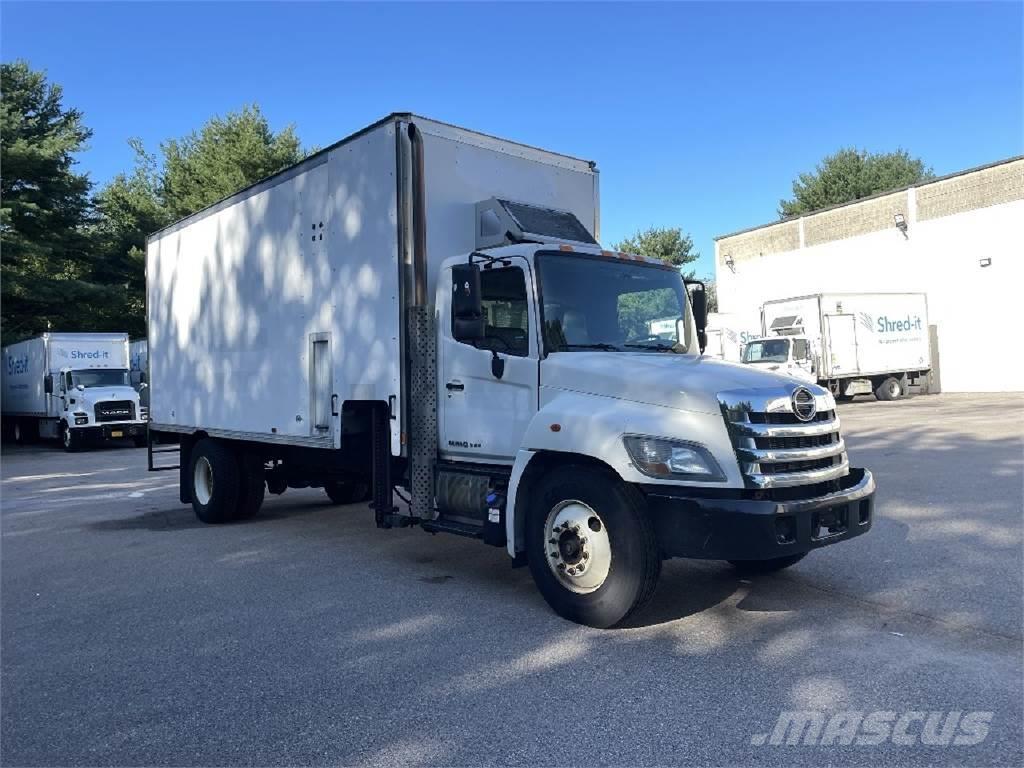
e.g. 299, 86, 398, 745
446, 381, 464, 391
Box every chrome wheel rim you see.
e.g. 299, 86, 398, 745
194, 456, 214, 505
543, 500, 611, 594
14, 423, 21, 442
62, 426, 70, 447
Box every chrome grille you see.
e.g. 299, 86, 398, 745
720, 387, 848, 489
94, 400, 135, 423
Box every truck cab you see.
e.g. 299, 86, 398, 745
741, 334, 817, 384
50, 365, 147, 450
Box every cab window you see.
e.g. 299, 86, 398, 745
452, 266, 530, 357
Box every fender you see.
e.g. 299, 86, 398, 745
504, 389, 740, 556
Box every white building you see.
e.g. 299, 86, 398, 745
714, 157, 1023, 392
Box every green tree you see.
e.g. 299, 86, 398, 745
779, 148, 933, 218
613, 226, 699, 270
1, 60, 96, 343
158, 105, 304, 219
94, 105, 307, 335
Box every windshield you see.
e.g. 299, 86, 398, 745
742, 339, 790, 364
71, 369, 130, 388
536, 252, 693, 353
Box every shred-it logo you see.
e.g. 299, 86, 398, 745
6, 355, 29, 375
750, 710, 993, 747
448, 439, 482, 449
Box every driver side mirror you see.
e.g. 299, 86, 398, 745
686, 280, 708, 354
44, 375, 53, 394
451, 262, 485, 343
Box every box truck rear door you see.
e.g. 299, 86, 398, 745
825, 314, 861, 376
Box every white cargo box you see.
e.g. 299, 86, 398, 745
146, 114, 599, 453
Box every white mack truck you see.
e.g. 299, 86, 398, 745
2, 332, 148, 450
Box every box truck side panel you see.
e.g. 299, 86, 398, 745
822, 293, 929, 377
47, 334, 129, 372
761, 296, 823, 339
2, 338, 47, 416
147, 123, 400, 449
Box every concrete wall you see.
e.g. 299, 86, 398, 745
715, 158, 1024, 392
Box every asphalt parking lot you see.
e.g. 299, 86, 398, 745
2, 393, 1022, 767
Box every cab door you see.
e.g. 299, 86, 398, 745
439, 263, 539, 463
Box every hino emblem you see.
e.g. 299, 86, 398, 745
791, 387, 817, 422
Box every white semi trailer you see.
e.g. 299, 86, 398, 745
146, 114, 875, 627
743, 293, 931, 401
2, 333, 148, 449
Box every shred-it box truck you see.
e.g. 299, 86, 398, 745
743, 293, 931, 401
146, 114, 875, 627
2, 333, 148, 449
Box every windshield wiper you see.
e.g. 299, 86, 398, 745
623, 342, 678, 352
559, 343, 623, 352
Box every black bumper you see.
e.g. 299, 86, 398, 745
78, 424, 146, 441
643, 468, 875, 561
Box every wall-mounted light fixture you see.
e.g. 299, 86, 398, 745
724, 254, 736, 273
893, 212, 908, 238
979, 257, 992, 268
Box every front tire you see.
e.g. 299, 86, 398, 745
526, 465, 660, 628
62, 422, 80, 452
189, 438, 241, 524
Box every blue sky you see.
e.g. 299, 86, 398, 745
3, 1, 1021, 278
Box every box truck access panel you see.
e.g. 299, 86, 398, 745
146, 115, 597, 455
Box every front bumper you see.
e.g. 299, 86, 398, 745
76, 423, 147, 441
643, 468, 875, 561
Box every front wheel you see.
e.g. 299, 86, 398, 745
526, 465, 660, 628
62, 422, 81, 452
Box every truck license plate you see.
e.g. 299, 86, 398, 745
110, 430, 123, 438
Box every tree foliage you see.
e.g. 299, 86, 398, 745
613, 226, 698, 269
1, 60, 97, 343
90, 104, 307, 337
1, 65, 310, 345
779, 148, 933, 218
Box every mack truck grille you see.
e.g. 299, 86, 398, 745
719, 388, 848, 489
95, 401, 135, 423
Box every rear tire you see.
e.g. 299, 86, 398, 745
729, 552, 807, 574
189, 438, 241, 524
874, 377, 902, 401
526, 465, 661, 628
324, 479, 370, 505
235, 454, 266, 520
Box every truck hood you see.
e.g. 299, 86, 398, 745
76, 385, 139, 406
541, 352, 807, 414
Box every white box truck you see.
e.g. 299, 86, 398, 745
146, 114, 875, 627
704, 312, 762, 362
742, 293, 931, 401
2, 332, 148, 449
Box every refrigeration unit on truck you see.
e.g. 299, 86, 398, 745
146, 114, 876, 628
2, 333, 148, 449
743, 293, 931, 401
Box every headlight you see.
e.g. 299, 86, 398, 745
623, 435, 725, 481
74, 413, 88, 425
